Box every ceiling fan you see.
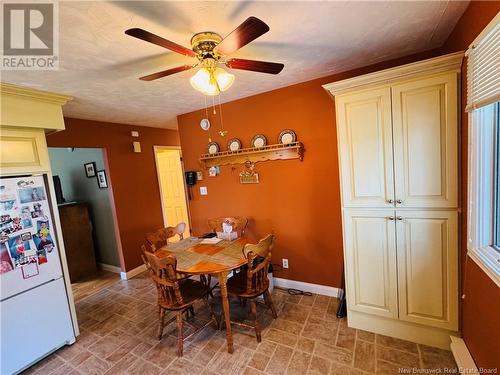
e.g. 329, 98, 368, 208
125, 17, 284, 95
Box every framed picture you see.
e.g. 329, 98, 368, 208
96, 170, 108, 189
84, 162, 97, 178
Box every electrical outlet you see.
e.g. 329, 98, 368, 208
200, 186, 208, 195
282, 258, 289, 269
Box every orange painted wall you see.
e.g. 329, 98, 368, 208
47, 118, 180, 272
178, 2, 499, 368
439, 1, 500, 370
177, 50, 442, 288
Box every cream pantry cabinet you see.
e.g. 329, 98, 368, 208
343, 209, 458, 330
335, 72, 458, 209
325, 52, 463, 349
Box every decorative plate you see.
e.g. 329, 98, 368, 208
207, 142, 220, 154
200, 118, 211, 131
251, 134, 267, 148
278, 129, 297, 145
227, 138, 242, 152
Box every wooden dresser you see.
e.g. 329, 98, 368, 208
58, 202, 97, 282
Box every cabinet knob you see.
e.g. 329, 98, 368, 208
396, 199, 403, 204
396, 216, 403, 221
388, 216, 395, 220
387, 199, 394, 204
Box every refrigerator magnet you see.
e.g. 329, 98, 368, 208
21, 260, 39, 279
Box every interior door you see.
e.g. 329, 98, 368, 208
155, 149, 190, 240
391, 72, 458, 208
335, 87, 395, 208
342, 209, 398, 318
395, 210, 458, 330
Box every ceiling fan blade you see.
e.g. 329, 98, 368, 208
125, 28, 196, 58
214, 17, 270, 55
225, 58, 284, 74
139, 64, 195, 81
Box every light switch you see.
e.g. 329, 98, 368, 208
200, 186, 208, 195
132, 141, 141, 153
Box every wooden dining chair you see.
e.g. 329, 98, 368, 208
141, 246, 217, 357
165, 222, 186, 241
207, 217, 248, 236
145, 228, 169, 252
146, 222, 187, 251
225, 234, 278, 342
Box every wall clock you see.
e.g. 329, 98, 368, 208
227, 138, 242, 152
278, 129, 297, 144
251, 134, 267, 148
200, 118, 211, 130
207, 142, 220, 154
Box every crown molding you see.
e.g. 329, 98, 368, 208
1, 82, 73, 105
323, 51, 465, 97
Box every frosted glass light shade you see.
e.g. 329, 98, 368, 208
214, 68, 235, 92
190, 67, 235, 96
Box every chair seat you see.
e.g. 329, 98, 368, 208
227, 270, 269, 298
159, 279, 210, 310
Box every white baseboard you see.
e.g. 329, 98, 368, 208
450, 336, 478, 373
273, 277, 342, 297
120, 264, 146, 280
97, 263, 121, 274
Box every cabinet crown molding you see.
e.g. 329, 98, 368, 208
322, 52, 464, 96
1, 83, 73, 105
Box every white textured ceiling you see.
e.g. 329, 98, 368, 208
2, 1, 469, 129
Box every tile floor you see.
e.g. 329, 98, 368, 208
23, 273, 458, 375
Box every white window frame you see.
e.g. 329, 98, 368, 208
466, 13, 500, 287
467, 103, 500, 287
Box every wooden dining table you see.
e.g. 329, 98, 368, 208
154, 237, 249, 353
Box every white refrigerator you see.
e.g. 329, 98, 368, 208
0, 175, 75, 374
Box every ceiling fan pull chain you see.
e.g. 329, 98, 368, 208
212, 95, 216, 115
204, 95, 209, 118
218, 93, 226, 134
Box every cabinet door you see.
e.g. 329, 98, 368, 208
343, 209, 398, 318
396, 210, 458, 330
336, 87, 395, 207
0, 127, 50, 174
392, 73, 458, 208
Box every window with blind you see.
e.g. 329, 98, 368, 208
467, 14, 500, 284
466, 15, 500, 111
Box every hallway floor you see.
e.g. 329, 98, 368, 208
23, 273, 457, 374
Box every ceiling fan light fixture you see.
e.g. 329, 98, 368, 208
190, 67, 234, 96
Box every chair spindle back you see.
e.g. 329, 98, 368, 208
207, 217, 248, 236
141, 245, 184, 307
242, 234, 274, 295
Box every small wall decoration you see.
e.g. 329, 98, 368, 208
251, 134, 267, 148
239, 160, 259, 184
96, 170, 108, 189
227, 138, 242, 152
207, 142, 220, 155
278, 129, 297, 145
208, 166, 220, 177
84, 162, 97, 177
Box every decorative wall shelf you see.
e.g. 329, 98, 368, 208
199, 141, 304, 168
